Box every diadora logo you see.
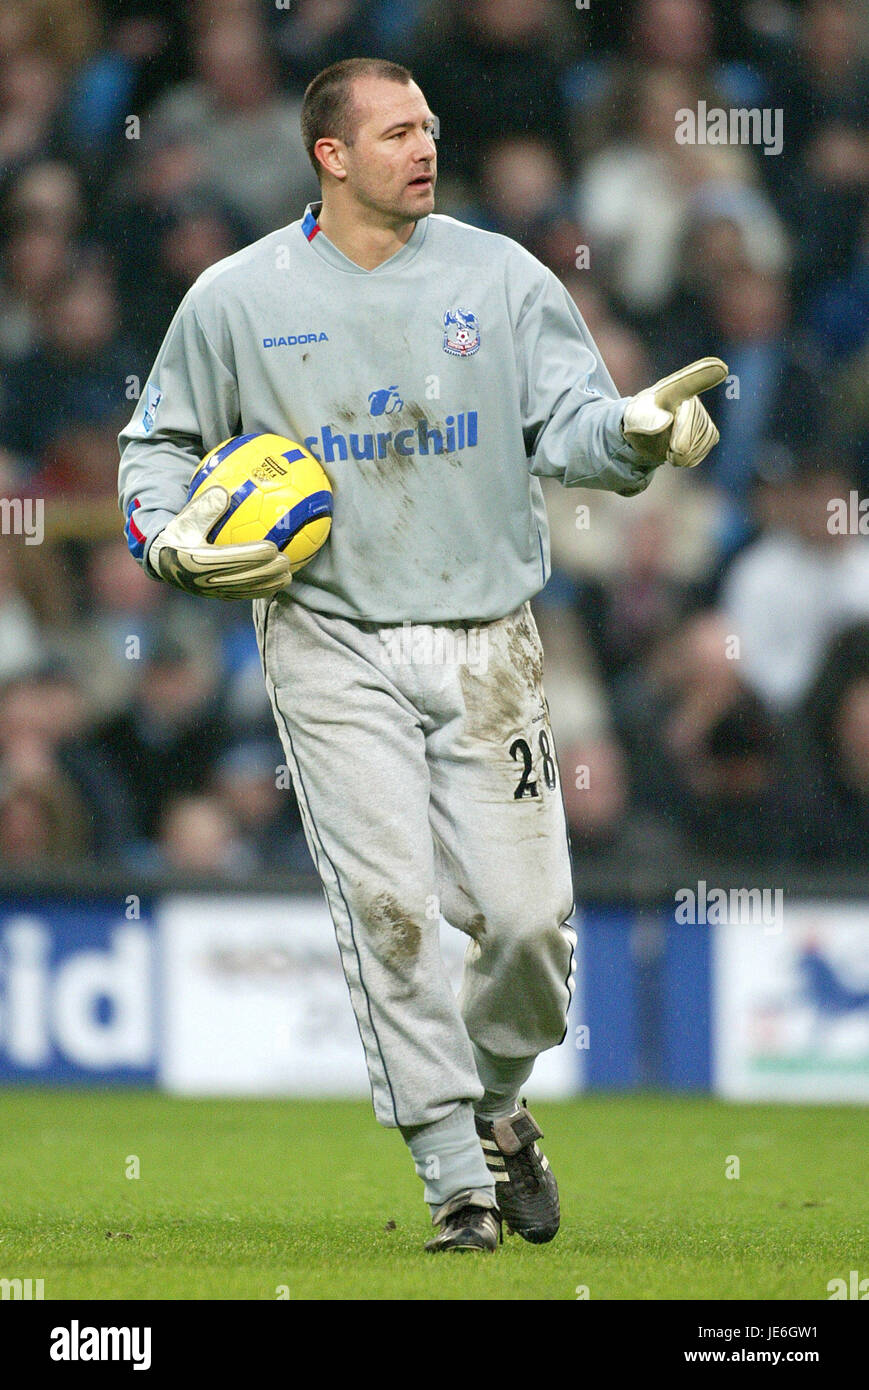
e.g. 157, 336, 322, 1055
262, 332, 329, 348
368, 386, 403, 416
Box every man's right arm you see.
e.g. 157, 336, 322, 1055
118, 288, 291, 599
118, 288, 240, 572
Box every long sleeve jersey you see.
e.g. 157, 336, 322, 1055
118, 202, 655, 624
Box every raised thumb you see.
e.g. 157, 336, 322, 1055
177, 485, 230, 542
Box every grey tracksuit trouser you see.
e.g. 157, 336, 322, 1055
255, 594, 576, 1130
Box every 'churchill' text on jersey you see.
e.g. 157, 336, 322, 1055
304, 413, 478, 463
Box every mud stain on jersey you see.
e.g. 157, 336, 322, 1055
371, 404, 427, 482
367, 890, 422, 967
334, 399, 463, 479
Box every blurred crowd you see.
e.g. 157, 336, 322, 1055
0, 0, 866, 878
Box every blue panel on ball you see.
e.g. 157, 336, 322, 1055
206, 477, 258, 542
188, 433, 259, 498
265, 490, 333, 549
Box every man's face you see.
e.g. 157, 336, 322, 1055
334, 77, 437, 223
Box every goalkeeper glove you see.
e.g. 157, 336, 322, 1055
148, 486, 292, 600
622, 357, 728, 468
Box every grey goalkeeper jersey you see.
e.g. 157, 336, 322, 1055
118, 202, 653, 623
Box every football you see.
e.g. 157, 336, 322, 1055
187, 432, 333, 573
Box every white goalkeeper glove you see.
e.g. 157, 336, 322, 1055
622, 357, 728, 468
148, 486, 292, 600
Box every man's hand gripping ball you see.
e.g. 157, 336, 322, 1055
623, 357, 729, 469
149, 487, 292, 600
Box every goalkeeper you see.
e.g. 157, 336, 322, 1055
118, 57, 726, 1254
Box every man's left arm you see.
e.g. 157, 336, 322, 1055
513, 262, 726, 495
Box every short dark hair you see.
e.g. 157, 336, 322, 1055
300, 58, 414, 180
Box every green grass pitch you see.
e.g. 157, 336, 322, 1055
0, 1091, 865, 1301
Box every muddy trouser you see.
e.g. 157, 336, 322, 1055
254, 594, 576, 1133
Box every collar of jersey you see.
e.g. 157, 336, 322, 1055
300, 201, 428, 274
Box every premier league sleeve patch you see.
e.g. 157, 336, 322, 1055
141, 382, 163, 433
443, 308, 480, 358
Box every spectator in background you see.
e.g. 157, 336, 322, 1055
0, 780, 87, 865
0, 38, 67, 184
157, 194, 247, 303
0, 256, 139, 475
630, 0, 717, 74
560, 732, 681, 862
567, 0, 736, 152
0, 541, 44, 683
31, 419, 130, 502
570, 0, 769, 157
559, 278, 653, 396
703, 268, 792, 501
50, 537, 167, 716
117, 189, 250, 358
697, 268, 835, 541
6, 157, 85, 236
575, 66, 771, 320
762, 0, 866, 167
0, 667, 125, 863
656, 188, 791, 371
212, 740, 313, 875
411, 0, 576, 191
755, 0, 867, 309
466, 134, 571, 251
97, 121, 231, 355
720, 450, 869, 714
0, 158, 90, 370
269, 0, 382, 90
63, 2, 191, 163
155, 793, 255, 878
613, 611, 794, 860
0, 220, 71, 363
458, 133, 595, 281
590, 506, 700, 681
791, 622, 869, 864
145, 15, 318, 236
0, 0, 101, 76
87, 639, 228, 841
